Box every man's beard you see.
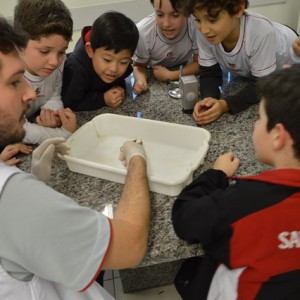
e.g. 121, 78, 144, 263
0, 118, 25, 147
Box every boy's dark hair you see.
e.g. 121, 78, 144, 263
256, 65, 300, 159
0, 17, 27, 56
90, 11, 139, 55
14, 0, 73, 41
177, 0, 249, 17
150, 0, 181, 12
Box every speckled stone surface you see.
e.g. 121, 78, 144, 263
18, 74, 270, 292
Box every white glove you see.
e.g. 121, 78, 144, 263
119, 140, 146, 167
31, 137, 70, 183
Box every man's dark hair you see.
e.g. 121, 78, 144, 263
256, 65, 300, 159
177, 0, 249, 17
0, 17, 27, 55
14, 0, 73, 41
90, 11, 139, 55
150, 0, 181, 12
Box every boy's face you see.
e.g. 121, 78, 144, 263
86, 45, 132, 83
0, 51, 35, 145
20, 34, 68, 77
252, 100, 272, 165
153, 0, 187, 40
193, 7, 243, 48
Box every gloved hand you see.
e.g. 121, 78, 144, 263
119, 139, 146, 167
31, 137, 70, 183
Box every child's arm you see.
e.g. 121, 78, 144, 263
0, 144, 33, 166
23, 113, 76, 145
153, 53, 200, 81
172, 152, 239, 243
133, 62, 149, 94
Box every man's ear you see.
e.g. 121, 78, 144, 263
85, 42, 94, 59
273, 123, 290, 150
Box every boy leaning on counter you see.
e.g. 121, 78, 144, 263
176, 0, 300, 125
172, 65, 300, 299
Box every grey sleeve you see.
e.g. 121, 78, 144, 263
0, 172, 111, 291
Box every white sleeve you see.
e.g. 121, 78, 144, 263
247, 26, 277, 77
132, 20, 151, 65
0, 172, 111, 291
23, 119, 71, 144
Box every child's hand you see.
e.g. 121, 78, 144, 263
152, 65, 172, 81
36, 109, 62, 128
133, 79, 148, 94
292, 36, 300, 57
213, 152, 240, 176
58, 108, 77, 133
193, 97, 229, 125
104, 86, 125, 108
0, 143, 33, 166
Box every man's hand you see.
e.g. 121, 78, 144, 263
119, 140, 146, 167
31, 137, 70, 183
193, 97, 229, 125
212, 152, 240, 176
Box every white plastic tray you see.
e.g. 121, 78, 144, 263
59, 114, 210, 196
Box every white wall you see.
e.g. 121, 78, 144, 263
1, 0, 300, 51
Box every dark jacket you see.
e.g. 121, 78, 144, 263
62, 26, 133, 111
172, 168, 300, 299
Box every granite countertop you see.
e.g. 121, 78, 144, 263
18, 74, 270, 268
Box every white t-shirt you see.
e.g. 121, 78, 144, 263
197, 10, 300, 78
22, 57, 72, 144
25, 58, 65, 117
133, 13, 198, 68
0, 164, 113, 299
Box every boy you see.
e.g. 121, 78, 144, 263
177, 0, 300, 125
132, 0, 199, 94
14, 0, 77, 144
62, 11, 139, 111
172, 66, 300, 299
0, 17, 150, 299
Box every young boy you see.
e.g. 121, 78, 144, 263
14, 0, 77, 144
172, 65, 300, 299
62, 11, 139, 111
132, 0, 199, 94
177, 0, 300, 125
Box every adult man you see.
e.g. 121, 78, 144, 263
0, 17, 150, 299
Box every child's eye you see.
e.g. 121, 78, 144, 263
40, 50, 49, 55
11, 80, 21, 87
103, 58, 111, 63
